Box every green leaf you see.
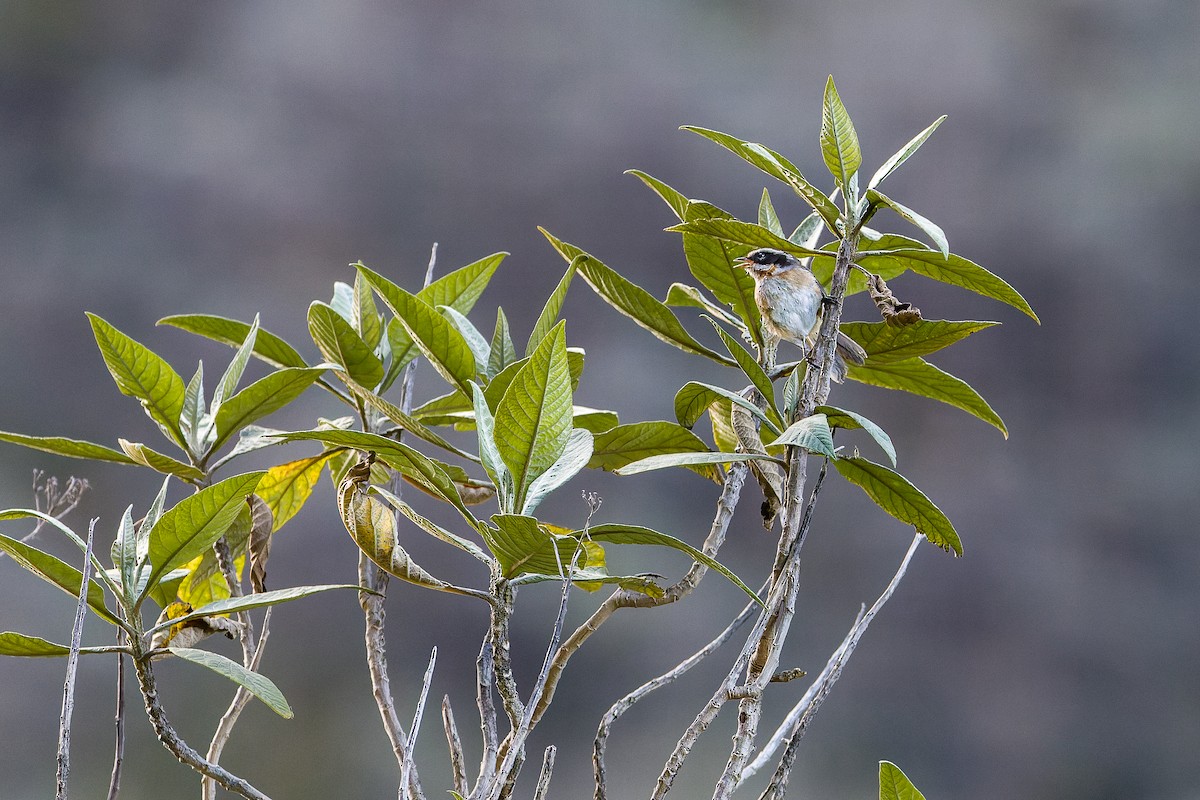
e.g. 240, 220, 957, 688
817, 405, 896, 467
674, 382, 780, 435
256, 453, 336, 532
370, 486, 492, 564
614, 451, 783, 476
0, 632, 120, 657
765, 413, 836, 459
169, 647, 293, 718
357, 266, 478, 396
484, 514, 595, 579
180, 362, 212, 456
527, 256, 580, 358
488, 308, 519, 378
681, 126, 841, 231
158, 314, 309, 369
840, 320, 998, 363
439, 305, 491, 376
679, 201, 762, 346
339, 481, 473, 596
848, 357, 1007, 437
869, 116, 946, 190
866, 189, 948, 257
0, 534, 121, 626
495, 322, 573, 508
352, 270, 383, 349
820, 75, 861, 192
855, 249, 1038, 322
472, 382, 513, 513
706, 317, 783, 431
276, 429, 477, 523
833, 457, 962, 555
758, 188, 784, 237
589, 421, 715, 479
0, 432, 136, 465
879, 761, 927, 800
175, 501, 253, 608
356, 388, 480, 462
364, 253, 505, 380
668, 218, 826, 259
307, 302, 385, 389
150, 585, 364, 636
212, 367, 327, 454
522, 428, 593, 516
539, 229, 735, 366
211, 314, 259, 413
113, 505, 138, 601
790, 211, 825, 248
583, 524, 763, 605
419, 252, 506, 316
665, 283, 746, 332
572, 407, 620, 434
625, 169, 690, 221
118, 439, 205, 482
141, 472, 265, 600
810, 234, 923, 297
88, 313, 188, 449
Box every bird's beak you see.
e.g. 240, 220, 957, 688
733, 255, 753, 270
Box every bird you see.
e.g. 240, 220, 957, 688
734, 247, 867, 383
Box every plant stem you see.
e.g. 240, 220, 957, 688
106, 632, 127, 800
56, 517, 96, 800
132, 651, 271, 800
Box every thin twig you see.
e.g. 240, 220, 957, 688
106, 632, 127, 800
472, 641, 499, 799
134, 652, 271, 800
56, 517, 96, 800
359, 245, 438, 800
403, 648, 438, 794
202, 609, 273, 800
753, 533, 923, 800
0, 473, 89, 562
529, 462, 749, 729
443, 695, 468, 798
486, 564, 575, 800
489, 580, 525, 732
360, 553, 422, 800
593, 592, 760, 800
533, 746, 556, 800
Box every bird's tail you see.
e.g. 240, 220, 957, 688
828, 332, 867, 383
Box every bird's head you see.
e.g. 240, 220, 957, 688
734, 248, 802, 276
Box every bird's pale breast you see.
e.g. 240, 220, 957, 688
756, 274, 822, 342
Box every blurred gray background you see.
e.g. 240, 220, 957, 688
1, 1, 1196, 798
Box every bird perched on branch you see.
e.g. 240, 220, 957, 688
735, 247, 867, 382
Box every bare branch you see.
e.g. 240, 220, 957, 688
403, 649, 438, 794
529, 462, 749, 729
0, 473, 89, 562
358, 248, 438, 800
56, 517, 96, 800
533, 746, 556, 800
107, 634, 126, 800
443, 695, 468, 798
752, 533, 923, 800
486, 565, 574, 800
594, 595, 759, 800
472, 640, 499, 799
134, 650, 272, 800
203, 609, 274, 800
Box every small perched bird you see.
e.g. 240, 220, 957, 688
735, 247, 867, 382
